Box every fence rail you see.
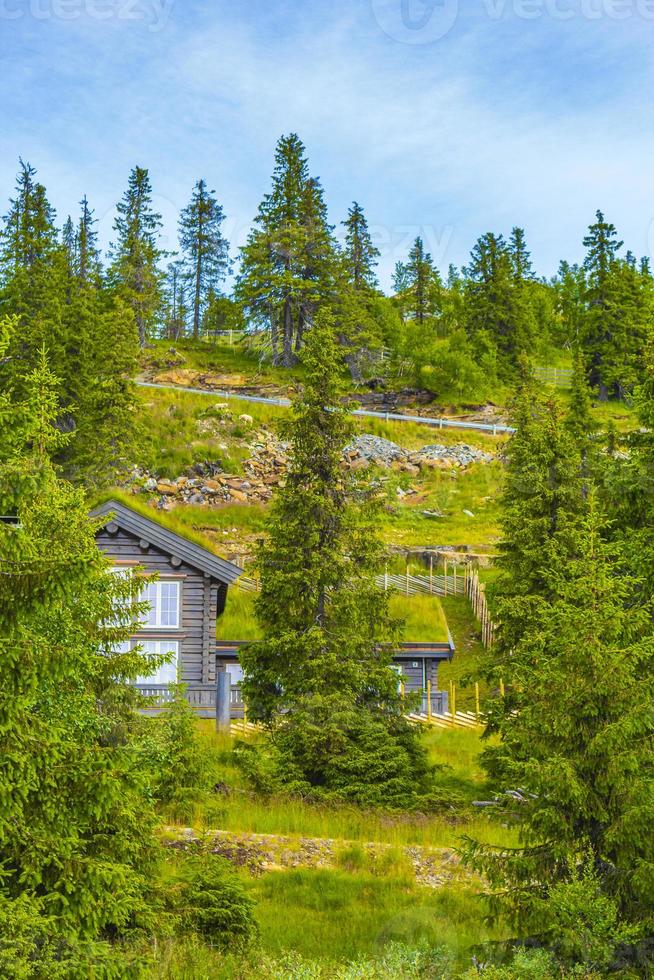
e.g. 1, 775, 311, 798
137, 381, 515, 436
533, 366, 573, 387
465, 568, 496, 648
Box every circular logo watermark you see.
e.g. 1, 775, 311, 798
371, 0, 459, 44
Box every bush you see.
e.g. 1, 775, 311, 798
145, 687, 216, 818
170, 853, 256, 951
0, 894, 146, 979
235, 697, 462, 812
414, 329, 498, 403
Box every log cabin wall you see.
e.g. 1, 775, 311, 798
96, 525, 215, 685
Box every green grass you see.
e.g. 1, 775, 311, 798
388, 592, 449, 642
149, 720, 511, 976
438, 597, 487, 712
246, 869, 503, 967
378, 462, 503, 548
142, 337, 306, 388
216, 587, 451, 644
216, 588, 261, 641
167, 723, 507, 850
148, 868, 506, 977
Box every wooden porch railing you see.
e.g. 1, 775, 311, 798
135, 682, 451, 721
135, 683, 245, 719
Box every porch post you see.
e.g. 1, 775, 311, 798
216, 669, 231, 733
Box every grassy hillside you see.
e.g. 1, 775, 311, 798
151, 721, 513, 975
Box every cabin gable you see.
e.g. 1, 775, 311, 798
92, 500, 240, 685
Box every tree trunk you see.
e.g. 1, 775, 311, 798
282, 294, 294, 367
193, 213, 203, 340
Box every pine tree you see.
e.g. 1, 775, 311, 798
465, 497, 654, 966
178, 179, 230, 340
236, 134, 336, 366
581, 210, 624, 399
508, 226, 534, 281
58, 196, 140, 485
335, 202, 384, 380
464, 232, 535, 368
0, 350, 158, 943
0, 160, 67, 387
482, 378, 585, 704
239, 311, 432, 807
109, 166, 163, 346
342, 201, 379, 289
394, 236, 442, 327
162, 259, 189, 340
77, 194, 101, 285
554, 260, 586, 347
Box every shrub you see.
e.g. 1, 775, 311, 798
414, 329, 498, 403
146, 687, 216, 818
171, 853, 256, 951
0, 894, 146, 979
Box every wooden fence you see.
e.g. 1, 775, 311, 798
465, 568, 496, 648
533, 365, 573, 387
236, 562, 496, 647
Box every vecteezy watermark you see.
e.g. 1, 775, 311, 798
0, 0, 175, 32
371, 0, 460, 44
372, 223, 455, 268
485, 0, 654, 20
372, 0, 654, 44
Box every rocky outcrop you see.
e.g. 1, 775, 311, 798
122, 430, 495, 510
344, 435, 494, 472
167, 827, 469, 890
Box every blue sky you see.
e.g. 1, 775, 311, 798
1, 0, 653, 288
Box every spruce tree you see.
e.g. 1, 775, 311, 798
178, 179, 230, 339
109, 166, 163, 346
0, 160, 67, 387
580, 210, 626, 399
335, 201, 384, 380
508, 226, 534, 281
342, 201, 379, 289
464, 232, 535, 368
0, 346, 157, 944
465, 497, 654, 967
236, 134, 336, 366
239, 311, 432, 807
482, 377, 585, 711
394, 236, 442, 328
60, 197, 140, 485
163, 258, 189, 340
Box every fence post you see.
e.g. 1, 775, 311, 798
429, 555, 433, 594
427, 679, 432, 721
406, 561, 410, 596
215, 670, 231, 733
444, 559, 448, 596
384, 563, 388, 592
451, 682, 456, 719
475, 682, 480, 721
453, 562, 457, 594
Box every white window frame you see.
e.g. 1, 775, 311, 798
142, 579, 181, 630
136, 640, 180, 686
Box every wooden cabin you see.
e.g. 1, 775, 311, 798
92, 499, 452, 717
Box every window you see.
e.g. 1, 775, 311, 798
226, 663, 244, 686
143, 580, 180, 629
391, 664, 404, 693
136, 640, 179, 686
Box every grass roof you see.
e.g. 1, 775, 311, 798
216, 587, 449, 644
